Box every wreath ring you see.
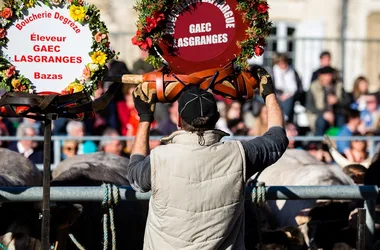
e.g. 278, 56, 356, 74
132, 0, 273, 71
0, 0, 118, 97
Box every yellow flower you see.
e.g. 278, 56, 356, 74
91, 51, 107, 66
69, 5, 86, 22
25, 0, 36, 8
66, 82, 84, 93
11, 78, 21, 89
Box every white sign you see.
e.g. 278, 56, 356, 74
2, 5, 92, 93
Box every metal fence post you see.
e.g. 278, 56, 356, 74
357, 208, 366, 250
364, 199, 376, 247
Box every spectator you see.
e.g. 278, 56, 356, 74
87, 82, 119, 136
132, 51, 155, 75
248, 102, 268, 136
336, 109, 361, 155
20, 116, 42, 135
306, 66, 350, 135
346, 133, 369, 163
61, 140, 79, 160
99, 128, 128, 157
307, 142, 333, 163
326, 134, 371, 168
215, 100, 233, 134
350, 76, 369, 111
105, 59, 132, 102
358, 94, 380, 135
158, 102, 178, 136
311, 51, 339, 83
8, 123, 43, 164
66, 121, 97, 155
285, 122, 299, 149
227, 118, 248, 136
272, 53, 303, 122
116, 85, 140, 136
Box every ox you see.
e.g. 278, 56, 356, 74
252, 149, 357, 249
51, 152, 148, 250
0, 148, 42, 249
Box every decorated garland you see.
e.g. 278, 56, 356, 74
132, 0, 272, 70
0, 0, 118, 96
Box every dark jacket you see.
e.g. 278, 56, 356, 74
8, 142, 44, 165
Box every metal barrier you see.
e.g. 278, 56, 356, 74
0, 185, 378, 246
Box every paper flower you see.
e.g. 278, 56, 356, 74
11, 78, 21, 89
91, 51, 107, 66
69, 5, 86, 22
66, 82, 85, 93
25, 0, 36, 8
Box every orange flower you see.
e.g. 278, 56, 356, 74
94, 32, 103, 43
82, 65, 91, 80
1, 7, 12, 19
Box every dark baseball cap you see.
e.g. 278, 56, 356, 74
178, 86, 220, 128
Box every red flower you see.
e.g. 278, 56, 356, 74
0, 29, 6, 39
6, 65, 15, 78
145, 16, 158, 33
154, 12, 165, 22
1, 7, 12, 19
139, 37, 153, 50
131, 29, 152, 51
131, 30, 142, 45
257, 2, 269, 14
254, 46, 264, 56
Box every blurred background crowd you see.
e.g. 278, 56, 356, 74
0, 50, 379, 166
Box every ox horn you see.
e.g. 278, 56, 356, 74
324, 135, 352, 168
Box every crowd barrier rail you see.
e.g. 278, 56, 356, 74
0, 185, 377, 248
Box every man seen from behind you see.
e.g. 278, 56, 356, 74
127, 67, 289, 250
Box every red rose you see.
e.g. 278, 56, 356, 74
1, 7, 12, 19
0, 29, 6, 39
139, 37, 153, 50
145, 16, 157, 33
257, 2, 269, 14
254, 46, 265, 56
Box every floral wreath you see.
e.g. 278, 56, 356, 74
132, 0, 272, 71
0, 0, 118, 97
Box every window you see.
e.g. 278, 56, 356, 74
249, 22, 297, 68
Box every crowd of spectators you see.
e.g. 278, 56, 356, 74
0, 51, 379, 166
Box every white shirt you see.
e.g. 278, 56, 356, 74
273, 64, 298, 95
17, 142, 34, 158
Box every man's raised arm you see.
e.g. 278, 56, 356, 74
241, 67, 289, 178
127, 84, 156, 192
